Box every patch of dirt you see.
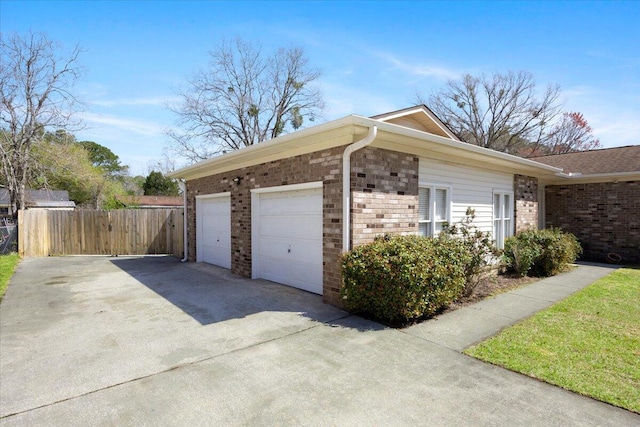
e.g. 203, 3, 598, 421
445, 273, 539, 312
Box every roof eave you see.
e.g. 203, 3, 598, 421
168, 116, 359, 180
368, 118, 562, 176
544, 170, 640, 185
169, 114, 563, 181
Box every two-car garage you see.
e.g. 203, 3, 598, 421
195, 182, 323, 295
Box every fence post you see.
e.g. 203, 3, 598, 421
17, 210, 24, 257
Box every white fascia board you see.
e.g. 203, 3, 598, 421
363, 117, 563, 175
545, 170, 640, 185
373, 105, 460, 141
169, 113, 563, 180
168, 116, 358, 180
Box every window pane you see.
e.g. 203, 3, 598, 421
419, 187, 430, 221
419, 222, 430, 237
435, 221, 445, 234
504, 219, 512, 238
504, 194, 511, 219
435, 188, 447, 220
493, 194, 500, 218
494, 219, 502, 249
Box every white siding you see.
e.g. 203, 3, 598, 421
419, 158, 513, 234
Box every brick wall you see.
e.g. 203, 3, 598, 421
186, 146, 345, 306
545, 180, 640, 263
351, 147, 419, 246
185, 145, 421, 307
514, 174, 538, 233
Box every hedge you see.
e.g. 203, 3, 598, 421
502, 228, 582, 277
341, 235, 471, 327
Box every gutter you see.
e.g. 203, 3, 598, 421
168, 115, 358, 179
178, 180, 188, 262
555, 170, 639, 180
543, 170, 640, 185
342, 126, 377, 253
169, 115, 562, 181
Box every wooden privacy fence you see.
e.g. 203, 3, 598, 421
18, 209, 184, 258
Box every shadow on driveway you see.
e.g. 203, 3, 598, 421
109, 256, 379, 329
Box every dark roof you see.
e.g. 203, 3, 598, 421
116, 195, 183, 207
532, 145, 640, 174
0, 189, 72, 204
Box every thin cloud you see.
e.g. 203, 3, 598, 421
91, 96, 179, 107
592, 113, 640, 147
561, 86, 639, 147
318, 80, 398, 119
372, 51, 460, 81
79, 112, 165, 137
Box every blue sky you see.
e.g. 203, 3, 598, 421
3, 1, 639, 175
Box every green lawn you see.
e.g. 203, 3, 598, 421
0, 253, 20, 301
465, 267, 640, 413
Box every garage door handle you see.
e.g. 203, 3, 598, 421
288, 245, 291, 254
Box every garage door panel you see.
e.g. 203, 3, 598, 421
197, 196, 231, 269
253, 185, 323, 295
259, 215, 322, 238
259, 238, 323, 263
202, 219, 230, 241
259, 191, 322, 215
259, 259, 322, 294
201, 243, 229, 266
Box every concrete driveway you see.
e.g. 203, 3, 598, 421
0, 256, 637, 426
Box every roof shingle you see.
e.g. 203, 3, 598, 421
532, 145, 640, 174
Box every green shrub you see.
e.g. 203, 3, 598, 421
440, 208, 498, 296
502, 231, 542, 277
341, 234, 471, 326
503, 228, 582, 277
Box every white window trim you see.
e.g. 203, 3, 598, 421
418, 183, 452, 237
493, 190, 514, 249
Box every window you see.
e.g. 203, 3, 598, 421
493, 192, 513, 249
418, 184, 450, 237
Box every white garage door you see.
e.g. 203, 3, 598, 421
252, 184, 323, 294
196, 194, 231, 269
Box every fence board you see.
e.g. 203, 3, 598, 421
18, 209, 184, 258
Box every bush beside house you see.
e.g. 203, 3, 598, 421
341, 224, 582, 327
341, 235, 471, 326
502, 228, 582, 277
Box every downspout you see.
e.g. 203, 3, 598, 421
178, 180, 188, 262
342, 125, 377, 253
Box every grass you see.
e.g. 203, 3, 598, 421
465, 267, 640, 413
0, 253, 20, 301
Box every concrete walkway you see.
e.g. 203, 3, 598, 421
403, 262, 619, 351
0, 257, 637, 426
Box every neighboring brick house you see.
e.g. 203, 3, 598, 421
115, 195, 184, 209
534, 146, 640, 264
170, 105, 565, 307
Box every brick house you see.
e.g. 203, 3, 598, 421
534, 146, 640, 264
115, 195, 184, 209
170, 105, 572, 307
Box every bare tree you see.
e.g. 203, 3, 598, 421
420, 71, 562, 155
167, 38, 324, 164
541, 112, 601, 155
0, 32, 83, 215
